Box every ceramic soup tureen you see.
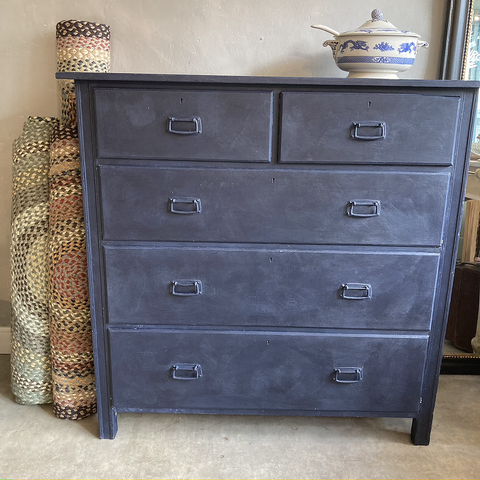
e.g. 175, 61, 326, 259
311, 9, 428, 78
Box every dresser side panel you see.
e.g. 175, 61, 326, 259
76, 82, 117, 439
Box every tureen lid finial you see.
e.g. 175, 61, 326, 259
371, 9, 384, 21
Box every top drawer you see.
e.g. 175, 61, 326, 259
279, 92, 460, 165
93, 88, 273, 162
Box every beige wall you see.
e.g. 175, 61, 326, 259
0, 0, 447, 326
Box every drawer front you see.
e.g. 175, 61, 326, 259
94, 88, 273, 162
109, 330, 428, 413
100, 166, 449, 246
280, 92, 460, 165
104, 246, 439, 330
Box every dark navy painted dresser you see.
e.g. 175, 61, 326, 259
57, 72, 478, 443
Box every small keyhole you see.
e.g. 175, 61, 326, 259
269, 258, 273, 262
368, 101, 372, 107
180, 98, 183, 104
272, 178, 275, 183
266, 340, 270, 345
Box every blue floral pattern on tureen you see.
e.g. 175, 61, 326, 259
373, 42, 394, 52
339, 40, 369, 53
398, 42, 416, 54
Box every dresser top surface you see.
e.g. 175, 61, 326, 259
55, 72, 479, 90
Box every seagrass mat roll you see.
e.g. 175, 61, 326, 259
48, 20, 110, 420
10, 116, 58, 405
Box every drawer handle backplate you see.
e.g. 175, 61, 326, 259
334, 367, 363, 383
340, 283, 372, 300
347, 200, 381, 217
351, 121, 386, 140
167, 116, 202, 135
171, 363, 203, 380
171, 280, 203, 296
169, 197, 202, 214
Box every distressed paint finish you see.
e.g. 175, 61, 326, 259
65, 73, 477, 444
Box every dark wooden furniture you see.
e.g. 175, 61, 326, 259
446, 263, 480, 352
58, 72, 478, 443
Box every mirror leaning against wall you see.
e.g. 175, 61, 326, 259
441, 0, 480, 373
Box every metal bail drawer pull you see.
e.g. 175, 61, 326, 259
347, 200, 381, 217
351, 121, 386, 140
334, 367, 363, 383
341, 283, 372, 300
167, 116, 202, 135
169, 197, 202, 214
171, 280, 203, 296
171, 363, 203, 380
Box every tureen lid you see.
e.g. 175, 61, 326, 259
339, 9, 420, 38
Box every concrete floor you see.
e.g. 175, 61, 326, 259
0, 355, 479, 479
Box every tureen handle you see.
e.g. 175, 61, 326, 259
371, 9, 384, 21
311, 24, 340, 36
323, 40, 339, 57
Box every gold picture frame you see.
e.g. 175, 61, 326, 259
441, 0, 474, 80
440, 0, 480, 374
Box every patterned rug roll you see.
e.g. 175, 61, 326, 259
49, 19, 110, 420
10, 116, 58, 405
56, 20, 111, 73
59, 81, 77, 127
48, 125, 96, 420
56, 20, 111, 126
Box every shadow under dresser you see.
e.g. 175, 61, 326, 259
57, 72, 478, 443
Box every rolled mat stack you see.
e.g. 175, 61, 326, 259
10, 116, 58, 405
48, 20, 110, 420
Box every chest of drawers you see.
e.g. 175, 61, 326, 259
60, 72, 478, 443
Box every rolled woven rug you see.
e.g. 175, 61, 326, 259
59, 81, 77, 127
48, 125, 96, 420
49, 19, 110, 420
56, 20, 110, 73
10, 116, 58, 405
56, 20, 111, 126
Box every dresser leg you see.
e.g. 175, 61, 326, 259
410, 413, 432, 445
99, 408, 118, 439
